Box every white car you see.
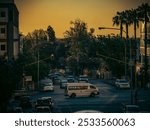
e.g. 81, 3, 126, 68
43, 83, 54, 92
78, 75, 89, 83
115, 79, 130, 89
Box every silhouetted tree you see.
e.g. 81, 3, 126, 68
64, 19, 99, 74
47, 25, 56, 43
112, 12, 124, 38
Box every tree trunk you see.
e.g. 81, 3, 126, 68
120, 22, 123, 38
126, 23, 129, 39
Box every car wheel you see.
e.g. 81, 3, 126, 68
90, 93, 95, 97
70, 93, 76, 98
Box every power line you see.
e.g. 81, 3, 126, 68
24, 52, 129, 68
97, 53, 129, 65
24, 56, 52, 67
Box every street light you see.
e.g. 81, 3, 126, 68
98, 27, 135, 104
98, 27, 127, 34
98, 27, 127, 79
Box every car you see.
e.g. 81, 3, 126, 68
13, 90, 28, 100
122, 104, 140, 113
35, 97, 54, 111
78, 75, 89, 83
35, 106, 51, 113
67, 75, 75, 83
43, 82, 54, 92
65, 83, 99, 98
53, 76, 61, 85
60, 79, 68, 89
74, 110, 102, 113
13, 107, 23, 113
115, 79, 130, 89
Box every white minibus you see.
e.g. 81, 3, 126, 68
65, 83, 99, 98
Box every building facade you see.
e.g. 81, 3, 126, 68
0, 0, 19, 60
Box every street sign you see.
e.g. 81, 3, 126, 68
25, 76, 32, 81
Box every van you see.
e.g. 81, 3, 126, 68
65, 83, 99, 98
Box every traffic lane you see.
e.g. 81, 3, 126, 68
29, 81, 131, 113
52, 93, 130, 113
53, 102, 123, 113
30, 85, 65, 102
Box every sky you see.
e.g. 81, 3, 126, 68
14, 0, 150, 38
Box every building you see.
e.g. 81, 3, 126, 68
0, 0, 19, 60
140, 21, 150, 87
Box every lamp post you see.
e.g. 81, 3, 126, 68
98, 27, 135, 104
98, 27, 127, 79
37, 49, 39, 89
36, 35, 40, 89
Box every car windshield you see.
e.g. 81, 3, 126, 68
62, 80, 67, 83
119, 80, 128, 83
37, 99, 49, 105
79, 75, 87, 78
68, 76, 74, 78
44, 83, 52, 86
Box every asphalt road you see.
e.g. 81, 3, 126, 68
30, 79, 135, 113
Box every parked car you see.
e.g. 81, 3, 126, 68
115, 79, 130, 89
53, 76, 61, 85
74, 110, 101, 113
13, 90, 28, 100
122, 104, 139, 113
60, 79, 68, 89
35, 97, 54, 111
13, 107, 23, 113
35, 106, 51, 113
43, 82, 54, 92
67, 75, 75, 83
78, 75, 89, 83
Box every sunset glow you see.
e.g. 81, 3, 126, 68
15, 0, 149, 38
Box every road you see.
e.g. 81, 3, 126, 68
29, 79, 134, 113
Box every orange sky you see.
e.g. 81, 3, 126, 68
15, 0, 150, 38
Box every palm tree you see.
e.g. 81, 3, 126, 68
136, 3, 150, 86
112, 12, 124, 38
129, 9, 140, 40
122, 10, 133, 39
113, 11, 132, 39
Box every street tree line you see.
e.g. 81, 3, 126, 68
113, 3, 150, 87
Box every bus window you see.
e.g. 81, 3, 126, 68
90, 85, 96, 89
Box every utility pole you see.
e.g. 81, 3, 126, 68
98, 27, 135, 104
37, 50, 39, 89
129, 39, 134, 104
144, 10, 148, 88
36, 35, 40, 89
98, 27, 127, 79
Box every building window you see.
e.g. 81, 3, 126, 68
0, 11, 6, 17
0, 28, 5, 34
1, 45, 6, 51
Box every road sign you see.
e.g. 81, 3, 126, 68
25, 76, 32, 82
